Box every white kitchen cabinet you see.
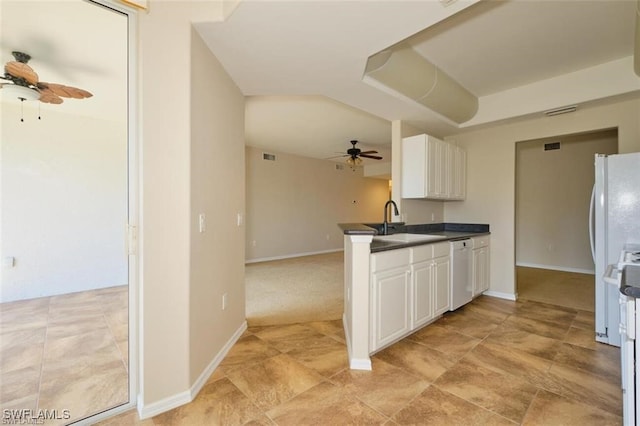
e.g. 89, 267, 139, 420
411, 260, 434, 329
471, 236, 490, 297
433, 254, 451, 315
372, 243, 451, 350
448, 144, 466, 200
370, 249, 411, 351
402, 133, 466, 200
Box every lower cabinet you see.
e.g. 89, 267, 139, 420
371, 243, 451, 352
433, 255, 451, 316
471, 236, 490, 297
371, 265, 411, 350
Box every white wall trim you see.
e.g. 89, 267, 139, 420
188, 321, 248, 400
138, 321, 247, 419
483, 290, 518, 301
516, 262, 595, 275
138, 389, 191, 420
343, 314, 372, 371
245, 248, 343, 264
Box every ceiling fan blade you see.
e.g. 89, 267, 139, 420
359, 154, 383, 160
325, 154, 350, 159
39, 82, 92, 99
358, 150, 379, 155
5, 61, 39, 85
37, 86, 64, 104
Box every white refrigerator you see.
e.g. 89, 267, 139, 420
590, 152, 640, 347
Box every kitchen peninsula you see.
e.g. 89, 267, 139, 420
339, 222, 490, 370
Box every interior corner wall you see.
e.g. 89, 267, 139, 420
189, 27, 245, 384
1, 105, 127, 303
515, 130, 618, 273
444, 97, 640, 298
245, 146, 390, 262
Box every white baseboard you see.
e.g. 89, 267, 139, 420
516, 262, 594, 275
342, 314, 372, 371
138, 321, 248, 419
138, 389, 191, 420
483, 290, 518, 301
189, 321, 248, 400
246, 248, 343, 264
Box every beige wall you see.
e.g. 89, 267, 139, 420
189, 29, 245, 384
139, 1, 245, 412
445, 97, 640, 298
516, 129, 617, 273
1, 105, 127, 303
245, 146, 389, 261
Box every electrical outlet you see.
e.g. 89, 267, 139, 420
222, 293, 228, 310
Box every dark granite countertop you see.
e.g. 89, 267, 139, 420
621, 265, 640, 298
339, 222, 490, 253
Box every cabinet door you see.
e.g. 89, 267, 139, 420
449, 145, 466, 200
401, 134, 427, 198
472, 247, 490, 296
433, 256, 451, 316
412, 260, 434, 329
426, 138, 447, 198
371, 267, 411, 351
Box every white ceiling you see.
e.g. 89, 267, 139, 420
0, 0, 127, 124
196, 0, 640, 161
2, 0, 639, 164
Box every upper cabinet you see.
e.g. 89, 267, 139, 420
401, 134, 466, 200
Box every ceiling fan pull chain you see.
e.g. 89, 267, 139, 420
38, 102, 41, 120
19, 97, 25, 122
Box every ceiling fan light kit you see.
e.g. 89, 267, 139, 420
1, 84, 40, 102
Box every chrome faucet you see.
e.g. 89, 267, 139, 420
382, 200, 399, 235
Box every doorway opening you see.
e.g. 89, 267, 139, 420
514, 128, 618, 311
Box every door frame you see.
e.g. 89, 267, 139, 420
83, 0, 139, 422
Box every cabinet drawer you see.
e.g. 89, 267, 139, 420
433, 242, 450, 258
411, 245, 433, 263
371, 248, 410, 272
472, 236, 489, 248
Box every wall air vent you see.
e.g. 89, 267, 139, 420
262, 153, 276, 161
335, 164, 345, 171
544, 142, 561, 151
544, 105, 577, 116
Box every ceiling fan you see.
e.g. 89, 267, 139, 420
1, 51, 93, 105
332, 140, 383, 166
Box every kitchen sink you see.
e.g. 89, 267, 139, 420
372, 233, 446, 243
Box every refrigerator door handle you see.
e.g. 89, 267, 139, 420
589, 184, 596, 263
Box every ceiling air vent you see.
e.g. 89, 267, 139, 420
262, 153, 276, 161
544, 142, 561, 151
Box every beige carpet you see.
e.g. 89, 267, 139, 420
516, 266, 595, 312
245, 251, 344, 326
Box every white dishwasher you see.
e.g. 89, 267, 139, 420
450, 239, 473, 310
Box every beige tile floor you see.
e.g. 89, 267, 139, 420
0, 286, 129, 425
101, 295, 622, 426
